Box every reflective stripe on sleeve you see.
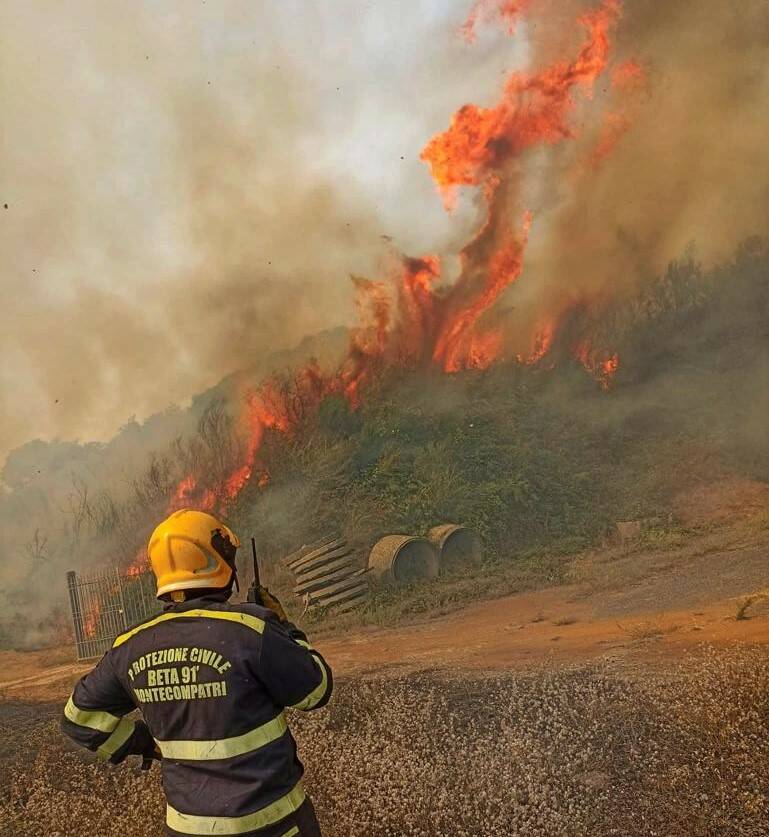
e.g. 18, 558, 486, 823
166, 782, 306, 835
96, 716, 136, 761
156, 713, 287, 761
290, 653, 329, 711
64, 696, 121, 734
113, 609, 265, 648
280, 828, 299, 837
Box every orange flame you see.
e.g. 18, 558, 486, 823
83, 602, 100, 638
125, 552, 146, 577
572, 342, 620, 390
591, 111, 631, 164
433, 211, 532, 372
611, 59, 645, 92
518, 321, 556, 365
160, 0, 631, 521
462, 0, 531, 42
463, 328, 505, 370
591, 59, 646, 165
423, 0, 622, 204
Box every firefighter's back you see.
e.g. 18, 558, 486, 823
108, 597, 330, 835
62, 511, 331, 837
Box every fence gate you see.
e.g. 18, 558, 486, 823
66, 566, 161, 660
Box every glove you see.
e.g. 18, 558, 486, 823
257, 585, 288, 622
133, 720, 161, 771
140, 745, 162, 771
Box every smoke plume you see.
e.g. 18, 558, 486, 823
2, 0, 767, 462
0, 1, 520, 464
509, 0, 769, 347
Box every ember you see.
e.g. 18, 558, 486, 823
462, 0, 532, 43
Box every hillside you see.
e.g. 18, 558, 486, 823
235, 238, 769, 563
1, 239, 768, 648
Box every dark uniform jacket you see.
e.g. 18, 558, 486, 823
61, 595, 332, 836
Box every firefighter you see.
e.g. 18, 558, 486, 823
61, 509, 332, 837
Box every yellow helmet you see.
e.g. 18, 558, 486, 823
148, 509, 240, 599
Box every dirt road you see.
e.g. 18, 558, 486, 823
323, 529, 769, 674
3, 529, 769, 700
321, 584, 769, 675
2, 590, 763, 698
2, 526, 769, 836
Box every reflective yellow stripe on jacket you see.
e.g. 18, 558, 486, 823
166, 782, 306, 835
157, 713, 287, 761
96, 717, 136, 761
290, 653, 329, 711
64, 696, 121, 734
65, 695, 135, 761
113, 609, 265, 648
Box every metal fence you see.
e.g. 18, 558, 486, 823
66, 566, 161, 660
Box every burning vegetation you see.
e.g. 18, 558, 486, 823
1, 0, 769, 651
169, 0, 635, 524
3, 3, 769, 834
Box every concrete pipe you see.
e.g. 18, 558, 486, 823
428, 524, 482, 572
368, 535, 439, 584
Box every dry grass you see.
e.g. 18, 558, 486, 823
733, 592, 769, 622
2, 647, 769, 836
618, 619, 681, 642
736, 597, 756, 621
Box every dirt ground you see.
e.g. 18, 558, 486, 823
321, 523, 769, 676
3, 521, 768, 699
2, 518, 769, 835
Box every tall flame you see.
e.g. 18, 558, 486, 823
158, 0, 633, 522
